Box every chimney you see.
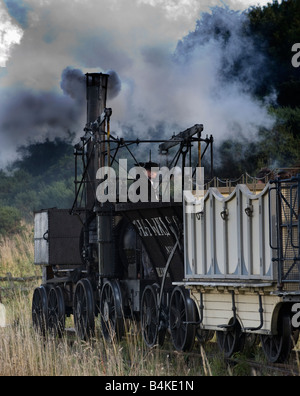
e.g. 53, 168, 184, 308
86, 73, 109, 124
85, 73, 109, 210
85, 73, 116, 279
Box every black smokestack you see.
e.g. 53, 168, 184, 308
86, 73, 109, 124
85, 72, 109, 210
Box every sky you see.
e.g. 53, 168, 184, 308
0, 0, 275, 168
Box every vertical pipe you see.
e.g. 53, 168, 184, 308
198, 131, 201, 171
85, 73, 117, 279
85, 73, 109, 211
210, 135, 214, 180
74, 147, 78, 207
296, 174, 300, 288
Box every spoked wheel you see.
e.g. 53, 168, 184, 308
141, 284, 165, 348
73, 279, 95, 340
48, 286, 65, 337
32, 285, 48, 336
100, 280, 125, 342
260, 312, 293, 363
196, 329, 215, 344
216, 319, 245, 358
169, 286, 196, 352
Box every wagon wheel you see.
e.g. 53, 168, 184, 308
216, 319, 245, 358
196, 329, 215, 344
32, 285, 48, 336
73, 279, 95, 340
260, 312, 293, 363
100, 280, 125, 342
141, 284, 165, 348
169, 286, 196, 352
48, 286, 65, 337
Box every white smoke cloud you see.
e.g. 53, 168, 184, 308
109, 5, 275, 149
0, 0, 274, 168
0, 2, 23, 67
137, 0, 204, 20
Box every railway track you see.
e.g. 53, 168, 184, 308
64, 327, 300, 376
159, 345, 300, 376
227, 355, 300, 376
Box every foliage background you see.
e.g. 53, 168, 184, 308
0, 0, 299, 230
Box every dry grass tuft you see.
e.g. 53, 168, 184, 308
0, 291, 204, 376
0, 223, 37, 277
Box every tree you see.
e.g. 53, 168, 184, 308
248, 0, 300, 107
258, 106, 300, 167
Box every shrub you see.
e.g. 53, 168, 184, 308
0, 206, 23, 236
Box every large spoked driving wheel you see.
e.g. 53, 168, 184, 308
48, 286, 65, 338
100, 280, 125, 342
216, 319, 245, 358
141, 285, 165, 348
73, 279, 95, 340
169, 286, 196, 352
260, 312, 293, 363
32, 285, 48, 336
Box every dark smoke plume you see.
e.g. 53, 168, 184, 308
60, 67, 86, 102
0, 67, 122, 167
106, 69, 122, 100
60, 67, 122, 101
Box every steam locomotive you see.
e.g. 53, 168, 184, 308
32, 73, 300, 363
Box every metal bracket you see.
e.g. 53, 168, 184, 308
196, 211, 204, 220
218, 290, 237, 330
244, 293, 264, 331
245, 205, 253, 217
43, 230, 49, 242
220, 208, 229, 221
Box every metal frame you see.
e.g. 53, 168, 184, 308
184, 183, 275, 281
270, 175, 300, 290
70, 115, 214, 215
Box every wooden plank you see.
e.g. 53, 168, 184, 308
191, 289, 280, 332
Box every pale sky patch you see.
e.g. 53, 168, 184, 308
0, 2, 23, 67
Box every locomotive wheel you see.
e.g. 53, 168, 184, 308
169, 286, 196, 352
141, 285, 165, 348
260, 312, 293, 363
48, 286, 65, 338
100, 280, 125, 342
73, 279, 95, 340
216, 319, 245, 358
32, 285, 48, 336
